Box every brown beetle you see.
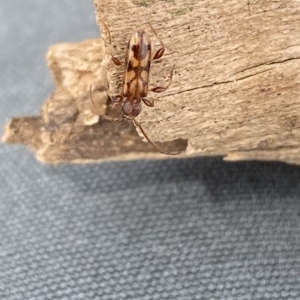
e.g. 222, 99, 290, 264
91, 23, 178, 155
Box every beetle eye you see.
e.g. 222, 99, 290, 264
131, 106, 141, 117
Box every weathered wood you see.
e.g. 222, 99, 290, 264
2, 0, 300, 165
95, 0, 300, 165
2, 38, 186, 163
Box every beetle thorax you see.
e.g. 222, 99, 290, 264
123, 99, 142, 118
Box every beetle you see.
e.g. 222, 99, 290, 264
91, 23, 178, 155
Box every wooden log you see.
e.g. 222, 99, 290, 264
2, 38, 186, 163
2, 0, 300, 165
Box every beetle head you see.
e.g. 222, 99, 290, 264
123, 100, 142, 118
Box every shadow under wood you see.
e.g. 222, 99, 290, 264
3, 115, 187, 164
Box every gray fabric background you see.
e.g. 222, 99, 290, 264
1, 1, 300, 299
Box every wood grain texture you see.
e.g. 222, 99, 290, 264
95, 0, 300, 164
2, 0, 300, 165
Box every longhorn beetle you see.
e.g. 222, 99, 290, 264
91, 23, 179, 155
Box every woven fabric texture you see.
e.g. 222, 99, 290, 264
1, 1, 300, 299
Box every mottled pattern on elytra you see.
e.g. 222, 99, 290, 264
122, 30, 151, 100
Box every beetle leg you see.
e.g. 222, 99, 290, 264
150, 65, 175, 93
148, 22, 165, 61
142, 98, 154, 107
102, 22, 122, 66
110, 95, 123, 108
111, 56, 122, 66
90, 86, 123, 119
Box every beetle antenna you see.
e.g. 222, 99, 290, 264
132, 118, 180, 155
147, 22, 165, 49
89, 85, 99, 114
166, 64, 175, 89
102, 22, 112, 45
102, 22, 122, 66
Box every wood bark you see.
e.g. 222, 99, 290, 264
2, 0, 300, 165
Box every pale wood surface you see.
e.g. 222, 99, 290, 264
95, 0, 300, 164
2, 0, 300, 165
